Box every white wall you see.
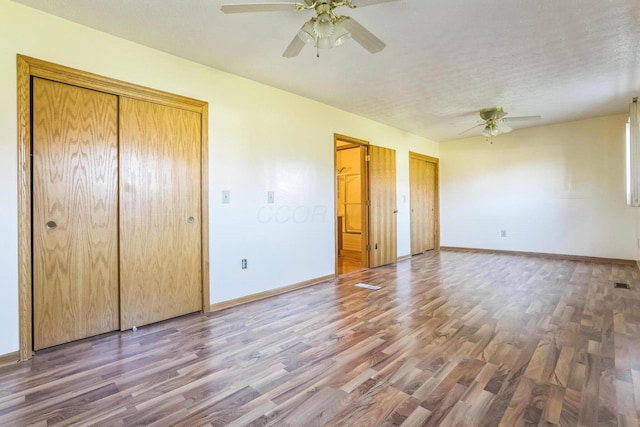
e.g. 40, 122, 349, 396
440, 114, 636, 260
0, 0, 438, 355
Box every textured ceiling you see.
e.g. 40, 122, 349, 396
13, 0, 640, 141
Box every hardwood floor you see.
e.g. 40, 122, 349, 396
1, 250, 639, 426
338, 249, 364, 275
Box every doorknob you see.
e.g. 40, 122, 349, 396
187, 216, 195, 224
46, 221, 57, 230
393, 210, 398, 214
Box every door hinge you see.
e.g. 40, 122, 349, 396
366, 244, 371, 251
365, 155, 371, 161
366, 200, 370, 206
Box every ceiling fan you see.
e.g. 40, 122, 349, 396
220, 0, 399, 57
460, 107, 542, 139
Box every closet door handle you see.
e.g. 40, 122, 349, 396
46, 221, 57, 230
187, 216, 195, 224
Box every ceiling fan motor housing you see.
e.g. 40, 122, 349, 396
479, 107, 506, 122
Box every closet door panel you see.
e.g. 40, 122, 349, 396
409, 157, 425, 254
119, 97, 202, 329
32, 78, 119, 350
423, 161, 437, 250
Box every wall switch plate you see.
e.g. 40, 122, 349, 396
222, 190, 230, 204
500, 229, 507, 238
241, 259, 247, 269
267, 191, 275, 204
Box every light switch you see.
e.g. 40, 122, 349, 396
267, 191, 275, 204
222, 190, 230, 204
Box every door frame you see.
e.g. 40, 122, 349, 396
334, 133, 370, 275
17, 55, 210, 361
409, 151, 440, 251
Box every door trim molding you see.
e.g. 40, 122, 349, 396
17, 55, 210, 361
334, 133, 369, 146
409, 152, 439, 164
409, 151, 440, 250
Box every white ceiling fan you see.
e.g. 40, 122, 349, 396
220, 0, 400, 57
460, 107, 542, 140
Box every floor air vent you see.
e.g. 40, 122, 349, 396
614, 282, 631, 289
355, 283, 381, 290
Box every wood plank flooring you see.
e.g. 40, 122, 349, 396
338, 250, 364, 275
1, 250, 640, 426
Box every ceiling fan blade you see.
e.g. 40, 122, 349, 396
503, 115, 542, 122
349, 0, 401, 7
497, 123, 513, 134
342, 18, 386, 54
221, 2, 302, 13
283, 35, 305, 57
458, 122, 484, 136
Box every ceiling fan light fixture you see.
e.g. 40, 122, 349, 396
482, 125, 501, 137
316, 36, 333, 49
313, 12, 334, 38
297, 20, 315, 44
332, 20, 351, 47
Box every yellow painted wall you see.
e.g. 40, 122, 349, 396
440, 114, 636, 259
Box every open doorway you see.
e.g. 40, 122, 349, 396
335, 134, 369, 275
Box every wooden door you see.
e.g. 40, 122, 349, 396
410, 155, 437, 254
359, 145, 370, 266
32, 78, 119, 350
119, 97, 202, 330
368, 145, 397, 267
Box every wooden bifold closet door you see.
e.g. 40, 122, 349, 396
32, 78, 120, 350
32, 79, 203, 349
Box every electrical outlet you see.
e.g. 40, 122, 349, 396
500, 229, 507, 238
222, 190, 230, 204
241, 259, 247, 269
